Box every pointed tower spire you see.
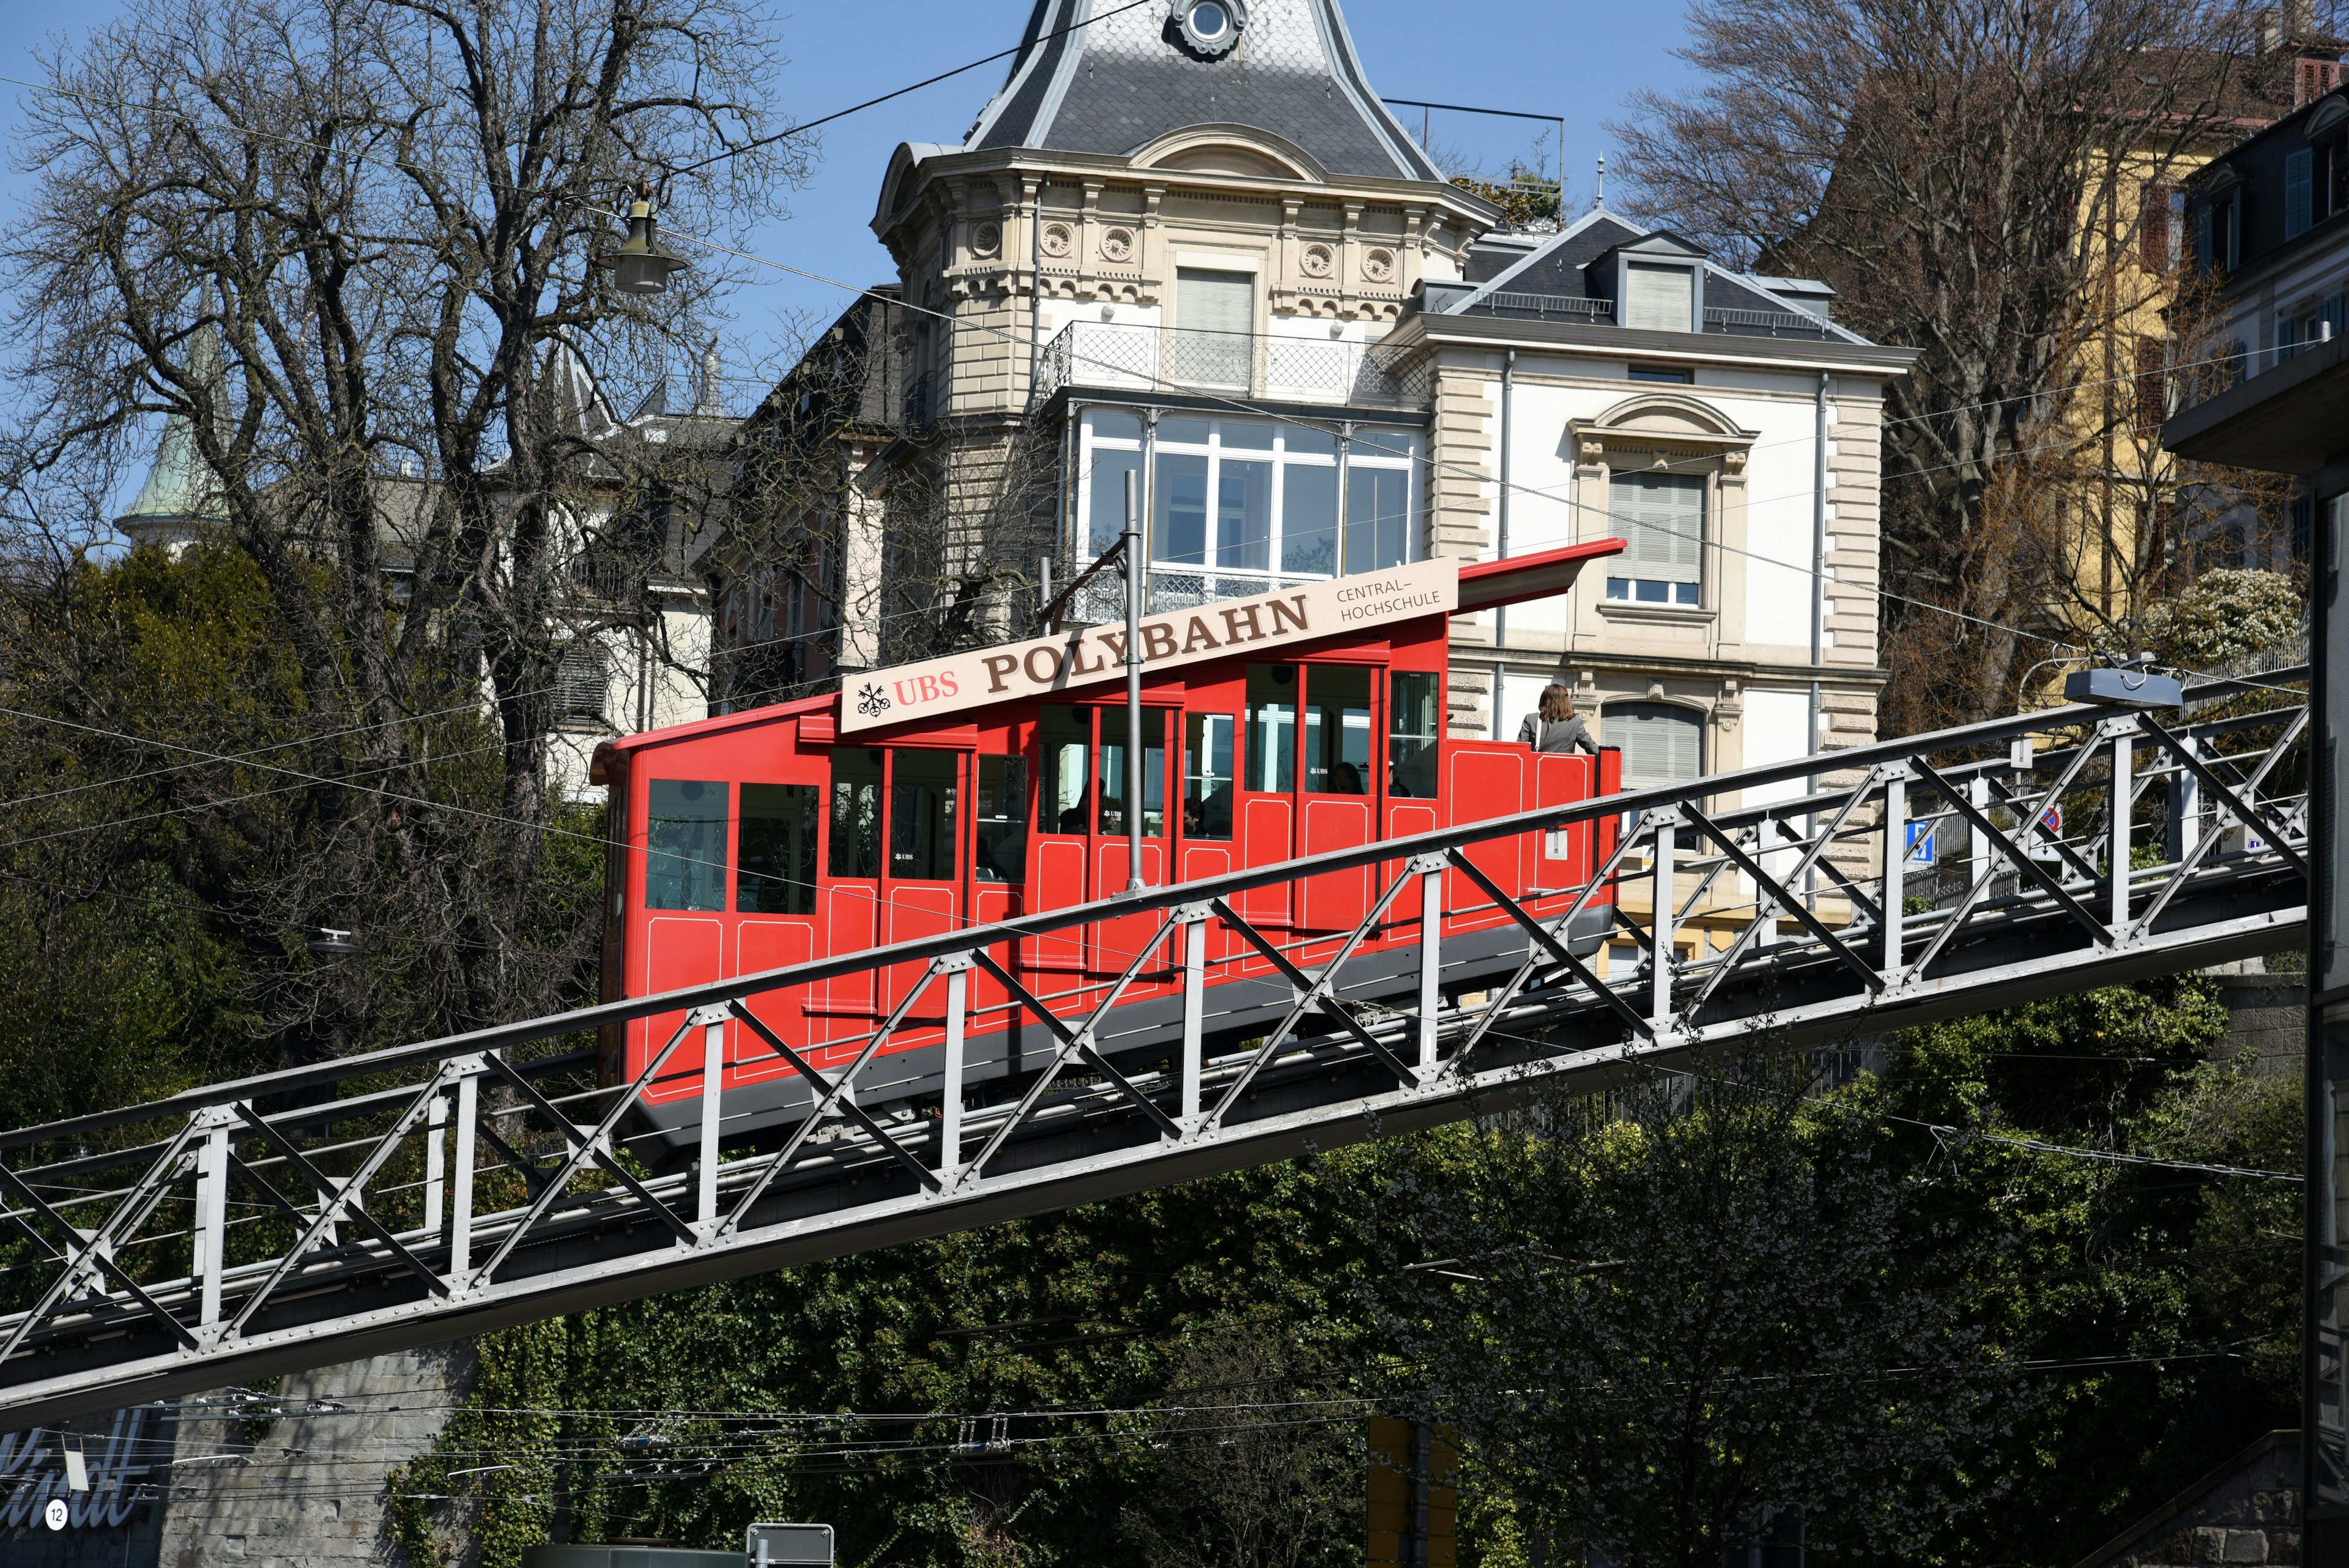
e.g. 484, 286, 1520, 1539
117, 294, 231, 551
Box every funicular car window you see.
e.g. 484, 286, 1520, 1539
1039, 706, 1092, 834
891, 749, 958, 881
975, 756, 1029, 883
1098, 708, 1167, 836
1245, 665, 1297, 792
1389, 672, 1441, 800
646, 779, 726, 911
1185, 713, 1236, 839
737, 784, 819, 915
829, 750, 883, 879
1304, 666, 1372, 795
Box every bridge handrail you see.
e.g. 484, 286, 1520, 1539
0, 676, 2307, 1153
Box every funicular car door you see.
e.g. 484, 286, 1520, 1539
730, 778, 822, 1093
820, 747, 885, 1016
1382, 668, 1445, 948
1027, 705, 1094, 973
880, 744, 965, 1011
1233, 663, 1301, 940
1088, 703, 1172, 976
969, 745, 1030, 1034
635, 775, 729, 1108
1296, 661, 1378, 941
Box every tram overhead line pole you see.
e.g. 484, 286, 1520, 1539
1124, 468, 1145, 893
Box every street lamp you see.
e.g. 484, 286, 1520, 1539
594, 181, 690, 296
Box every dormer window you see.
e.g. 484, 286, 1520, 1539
1600, 234, 1710, 333
1625, 262, 1696, 332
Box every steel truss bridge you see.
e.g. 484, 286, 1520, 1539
0, 674, 2310, 1431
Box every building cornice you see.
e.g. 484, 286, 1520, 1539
873, 142, 1498, 247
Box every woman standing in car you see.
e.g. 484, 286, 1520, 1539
1518, 683, 1597, 756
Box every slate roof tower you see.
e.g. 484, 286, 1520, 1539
116, 308, 231, 551
963, 0, 1442, 181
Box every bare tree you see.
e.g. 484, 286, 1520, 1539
0, 0, 806, 1055
1612, 0, 2303, 723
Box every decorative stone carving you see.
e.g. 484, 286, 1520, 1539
972, 221, 1001, 258
1723, 449, 1748, 475
1579, 437, 1607, 464
1362, 247, 1396, 283
1101, 226, 1135, 262
1300, 242, 1334, 278
1041, 222, 1073, 258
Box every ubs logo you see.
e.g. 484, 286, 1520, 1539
854, 682, 891, 719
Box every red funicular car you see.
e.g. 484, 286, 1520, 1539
591, 540, 1625, 1154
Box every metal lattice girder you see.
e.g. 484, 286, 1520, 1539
0, 675, 2310, 1432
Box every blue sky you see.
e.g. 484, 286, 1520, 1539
0, 0, 1699, 400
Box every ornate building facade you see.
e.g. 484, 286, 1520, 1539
722, 0, 1918, 841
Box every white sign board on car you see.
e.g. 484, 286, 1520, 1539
837, 557, 1461, 735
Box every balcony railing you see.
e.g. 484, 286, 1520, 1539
1483, 291, 1615, 324
1057, 562, 1337, 625
1034, 321, 1430, 411
1702, 305, 1835, 339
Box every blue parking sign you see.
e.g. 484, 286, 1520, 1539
1905, 822, 1936, 868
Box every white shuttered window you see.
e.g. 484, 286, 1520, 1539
1606, 473, 1704, 605
1607, 702, 1702, 790
1624, 262, 1695, 331
1174, 268, 1255, 388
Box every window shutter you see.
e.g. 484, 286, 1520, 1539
1176, 269, 1254, 335
2227, 197, 2241, 269
1608, 703, 1702, 789
1608, 474, 1704, 582
2288, 149, 2314, 239
1174, 268, 1254, 386
556, 642, 609, 726
2140, 185, 2172, 272
1624, 262, 1694, 332
2195, 203, 2213, 271
2134, 335, 2169, 426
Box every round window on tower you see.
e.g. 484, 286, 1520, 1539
1175, 0, 1247, 56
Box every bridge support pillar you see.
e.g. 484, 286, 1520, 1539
1882, 776, 1906, 983
940, 959, 970, 1176
191, 1114, 231, 1328
692, 1005, 728, 1228
1176, 905, 1211, 1126
1414, 856, 1446, 1072
448, 1066, 478, 1281
1650, 818, 1676, 1028
2110, 725, 2134, 935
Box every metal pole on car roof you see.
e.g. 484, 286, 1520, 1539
1124, 468, 1146, 893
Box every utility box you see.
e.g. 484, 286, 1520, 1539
2064, 667, 2182, 709
522, 1548, 743, 1568
747, 1523, 836, 1567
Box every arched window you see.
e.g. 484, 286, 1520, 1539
1605, 702, 1702, 791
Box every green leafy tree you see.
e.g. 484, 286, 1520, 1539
390, 1159, 1385, 1568
1369, 1052, 2012, 1568
1854, 975, 2296, 1566
1121, 1319, 1359, 1568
